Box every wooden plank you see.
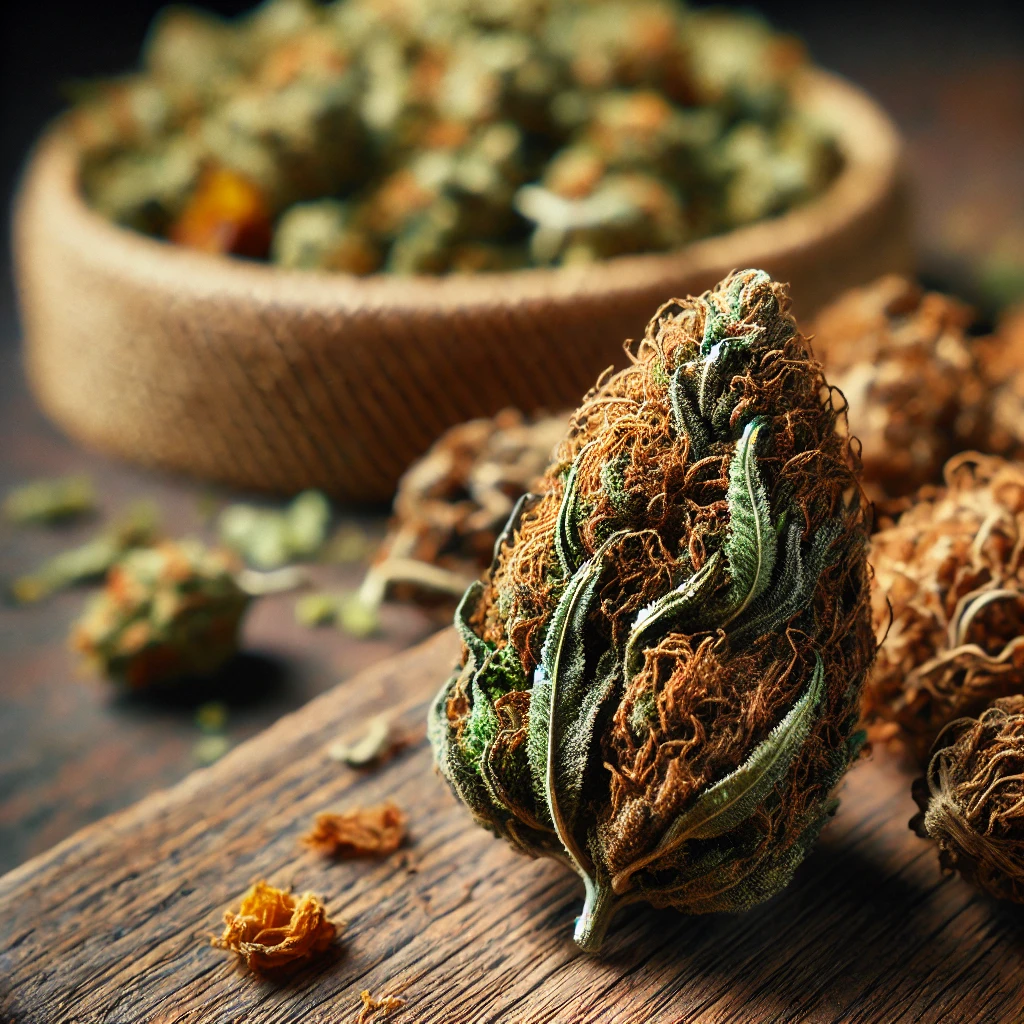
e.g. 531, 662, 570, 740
1, 627, 1022, 1024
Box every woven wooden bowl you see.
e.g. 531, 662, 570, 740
14, 68, 910, 502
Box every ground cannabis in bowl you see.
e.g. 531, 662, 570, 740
428, 269, 875, 950
866, 454, 1024, 764
911, 694, 1024, 904
72, 0, 839, 272
71, 538, 250, 690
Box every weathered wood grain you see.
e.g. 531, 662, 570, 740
1, 627, 1021, 1024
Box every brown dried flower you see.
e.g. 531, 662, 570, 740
866, 453, 1024, 763
811, 276, 989, 507
212, 881, 337, 971
975, 304, 1024, 459
362, 409, 567, 606
911, 694, 1024, 903
303, 802, 407, 859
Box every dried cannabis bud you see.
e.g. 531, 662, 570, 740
866, 454, 1024, 764
429, 270, 875, 950
362, 409, 567, 609
74, 0, 838, 272
811, 276, 990, 506
71, 539, 250, 690
303, 801, 407, 858
3, 475, 96, 525
911, 695, 1024, 903
213, 880, 337, 971
975, 304, 1024, 459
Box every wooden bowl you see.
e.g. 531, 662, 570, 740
14, 68, 911, 502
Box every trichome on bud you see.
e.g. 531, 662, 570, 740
428, 269, 875, 951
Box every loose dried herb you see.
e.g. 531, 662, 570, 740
811, 276, 990, 507
71, 538, 250, 690
10, 501, 159, 604
73, 0, 838, 272
219, 490, 331, 570
356, 989, 406, 1024
429, 270, 875, 950
363, 409, 566, 609
866, 454, 1024, 764
294, 591, 380, 636
212, 880, 337, 971
326, 715, 397, 766
911, 695, 1024, 903
303, 801, 407, 858
2, 475, 96, 525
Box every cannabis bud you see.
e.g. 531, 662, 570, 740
911, 695, 1024, 904
811, 276, 990, 508
72, 539, 250, 690
866, 454, 1024, 764
429, 270, 875, 950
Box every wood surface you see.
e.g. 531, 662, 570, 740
0, 335, 439, 876
1, 626, 1021, 1024
12, 70, 910, 502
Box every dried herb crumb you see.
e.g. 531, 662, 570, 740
303, 802, 407, 859
356, 989, 405, 1023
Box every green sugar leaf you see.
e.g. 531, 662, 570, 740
623, 551, 723, 681
718, 416, 776, 626
727, 518, 841, 648
554, 444, 593, 577
528, 530, 629, 876
614, 654, 823, 892
454, 580, 492, 669
669, 364, 711, 456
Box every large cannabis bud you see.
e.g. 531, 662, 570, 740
911, 695, 1024, 904
429, 270, 875, 950
866, 454, 1024, 763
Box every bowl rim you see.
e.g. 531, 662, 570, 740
21, 66, 903, 315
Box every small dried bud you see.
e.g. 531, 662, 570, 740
212, 881, 337, 972
911, 695, 1024, 903
303, 801, 407, 858
430, 270, 875, 950
71, 539, 250, 690
866, 454, 1024, 763
812, 276, 989, 506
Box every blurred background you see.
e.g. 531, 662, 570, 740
0, 0, 1022, 874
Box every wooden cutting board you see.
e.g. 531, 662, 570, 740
1, 627, 1021, 1024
